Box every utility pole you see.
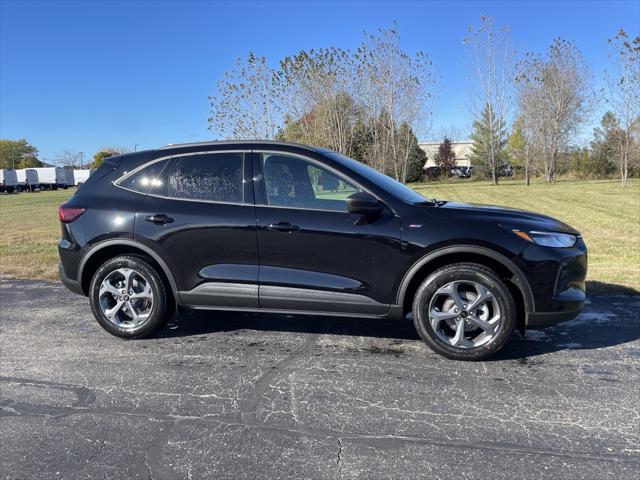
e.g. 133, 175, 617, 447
79, 152, 84, 169
134, 144, 140, 152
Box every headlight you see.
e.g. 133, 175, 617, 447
512, 229, 577, 248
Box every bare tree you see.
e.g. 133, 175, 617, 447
279, 48, 360, 155
56, 150, 83, 168
207, 25, 437, 184
355, 25, 436, 182
605, 29, 640, 187
516, 79, 548, 185
209, 52, 283, 140
516, 38, 594, 183
464, 16, 515, 185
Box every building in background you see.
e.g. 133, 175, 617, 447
419, 140, 474, 172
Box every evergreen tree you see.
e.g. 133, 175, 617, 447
469, 103, 507, 183
588, 112, 620, 177
400, 126, 427, 183
350, 118, 373, 165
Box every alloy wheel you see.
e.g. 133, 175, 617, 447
427, 280, 501, 349
98, 268, 154, 330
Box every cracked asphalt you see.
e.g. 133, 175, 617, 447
1, 277, 639, 479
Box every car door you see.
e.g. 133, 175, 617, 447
253, 151, 403, 315
131, 150, 260, 308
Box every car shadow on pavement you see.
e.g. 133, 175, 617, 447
158, 309, 421, 341
154, 292, 640, 360
495, 300, 640, 360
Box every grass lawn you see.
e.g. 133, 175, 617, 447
411, 178, 640, 293
0, 179, 638, 293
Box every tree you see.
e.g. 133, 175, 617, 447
516, 38, 595, 183
91, 148, 121, 169
209, 52, 283, 140
279, 48, 360, 155
434, 136, 457, 174
0, 139, 39, 169
469, 103, 507, 178
56, 150, 84, 168
17, 156, 42, 169
605, 29, 640, 186
207, 25, 438, 184
589, 112, 623, 177
506, 120, 535, 185
355, 25, 436, 182
464, 16, 514, 185
567, 147, 592, 178
398, 123, 427, 182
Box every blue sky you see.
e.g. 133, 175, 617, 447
1, 0, 638, 162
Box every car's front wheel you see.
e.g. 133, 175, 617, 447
412, 263, 516, 361
89, 255, 172, 338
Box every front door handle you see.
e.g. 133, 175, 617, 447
266, 222, 299, 233
145, 214, 174, 225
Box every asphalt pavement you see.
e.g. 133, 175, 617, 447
1, 277, 639, 479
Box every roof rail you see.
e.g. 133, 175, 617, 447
158, 140, 318, 151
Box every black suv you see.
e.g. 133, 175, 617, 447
58, 141, 587, 360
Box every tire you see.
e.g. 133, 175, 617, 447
89, 254, 173, 338
412, 263, 516, 361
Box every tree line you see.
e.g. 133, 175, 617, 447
445, 24, 637, 187
0, 140, 124, 170
2, 21, 637, 187
210, 20, 639, 187
209, 25, 435, 183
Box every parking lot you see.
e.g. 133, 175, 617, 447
1, 276, 639, 479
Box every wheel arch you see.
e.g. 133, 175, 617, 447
79, 239, 179, 299
397, 246, 535, 333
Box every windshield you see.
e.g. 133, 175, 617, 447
319, 149, 430, 204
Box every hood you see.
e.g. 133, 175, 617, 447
427, 201, 580, 235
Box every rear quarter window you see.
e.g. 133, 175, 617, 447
116, 160, 169, 195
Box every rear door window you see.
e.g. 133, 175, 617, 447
165, 153, 244, 203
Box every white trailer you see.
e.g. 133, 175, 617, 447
0, 169, 19, 193
57, 167, 70, 189
31, 167, 59, 190
16, 169, 40, 191
73, 169, 91, 186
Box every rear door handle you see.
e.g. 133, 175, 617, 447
266, 222, 299, 233
145, 214, 174, 225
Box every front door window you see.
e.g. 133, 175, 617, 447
262, 153, 359, 212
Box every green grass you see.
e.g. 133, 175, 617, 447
1, 179, 638, 292
0, 189, 73, 280
410, 178, 640, 293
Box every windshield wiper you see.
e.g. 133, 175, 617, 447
415, 198, 447, 207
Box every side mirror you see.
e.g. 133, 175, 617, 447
347, 191, 383, 216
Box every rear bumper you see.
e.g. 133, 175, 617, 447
58, 262, 85, 296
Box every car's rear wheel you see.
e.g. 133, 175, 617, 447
412, 263, 516, 361
89, 255, 172, 338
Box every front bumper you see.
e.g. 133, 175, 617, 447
526, 287, 585, 328
524, 240, 587, 329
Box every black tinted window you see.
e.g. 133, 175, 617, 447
166, 153, 243, 203
119, 160, 168, 194
262, 153, 359, 211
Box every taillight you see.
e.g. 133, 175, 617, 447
58, 205, 86, 223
